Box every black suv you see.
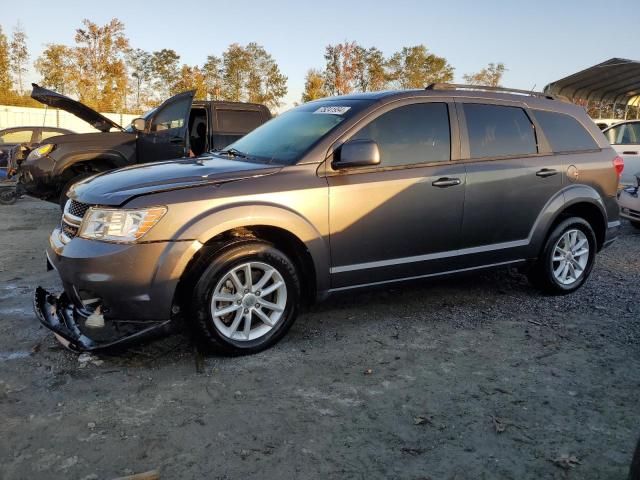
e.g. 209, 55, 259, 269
19, 84, 271, 205
36, 84, 622, 355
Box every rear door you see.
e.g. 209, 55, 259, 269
456, 100, 563, 265
137, 91, 194, 163
326, 98, 467, 289
604, 121, 640, 185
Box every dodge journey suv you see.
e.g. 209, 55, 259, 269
35, 84, 622, 355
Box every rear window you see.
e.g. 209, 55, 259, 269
217, 110, 264, 133
534, 110, 598, 152
464, 104, 537, 158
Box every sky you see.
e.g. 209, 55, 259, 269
2, 0, 639, 111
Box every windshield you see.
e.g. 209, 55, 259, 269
220, 100, 372, 164
124, 108, 157, 133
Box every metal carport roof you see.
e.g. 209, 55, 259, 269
544, 58, 640, 105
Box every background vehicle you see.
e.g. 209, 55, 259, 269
0, 126, 73, 174
20, 84, 271, 206
619, 174, 640, 229
593, 118, 621, 130
603, 120, 640, 186
36, 84, 621, 355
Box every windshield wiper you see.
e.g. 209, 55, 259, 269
219, 148, 248, 159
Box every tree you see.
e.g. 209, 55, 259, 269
301, 69, 327, 102
9, 23, 28, 94
387, 45, 454, 89
323, 42, 361, 95
126, 48, 153, 110
355, 46, 388, 92
35, 44, 74, 94
74, 18, 130, 111
0, 26, 11, 101
463, 62, 507, 87
151, 49, 180, 99
244, 42, 287, 109
203, 55, 223, 100
222, 43, 250, 102
173, 64, 207, 99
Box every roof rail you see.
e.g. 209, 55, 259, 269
425, 83, 556, 100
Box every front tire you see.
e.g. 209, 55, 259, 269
528, 217, 597, 294
189, 241, 300, 355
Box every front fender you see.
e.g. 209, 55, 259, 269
172, 202, 331, 295
52, 148, 131, 176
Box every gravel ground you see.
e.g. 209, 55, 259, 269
1, 197, 639, 480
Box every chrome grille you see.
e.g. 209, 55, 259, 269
68, 200, 90, 218
60, 199, 91, 243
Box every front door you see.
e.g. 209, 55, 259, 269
326, 100, 466, 289
137, 91, 194, 163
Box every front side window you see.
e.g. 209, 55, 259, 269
350, 103, 451, 167
534, 110, 598, 152
464, 104, 537, 158
0, 129, 34, 144
605, 122, 640, 145
151, 98, 190, 132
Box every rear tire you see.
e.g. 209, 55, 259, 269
528, 217, 597, 294
189, 241, 300, 355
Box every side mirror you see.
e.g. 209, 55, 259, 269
131, 118, 146, 132
333, 139, 381, 169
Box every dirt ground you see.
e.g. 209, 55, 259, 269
1, 197, 639, 480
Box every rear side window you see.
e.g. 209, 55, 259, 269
464, 104, 537, 158
351, 102, 451, 167
534, 110, 598, 152
217, 110, 264, 133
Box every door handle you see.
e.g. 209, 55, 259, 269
432, 177, 461, 188
536, 168, 558, 178
622, 151, 638, 155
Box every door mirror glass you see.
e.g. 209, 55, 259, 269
334, 139, 381, 169
131, 118, 146, 132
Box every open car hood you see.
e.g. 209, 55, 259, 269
31, 84, 123, 133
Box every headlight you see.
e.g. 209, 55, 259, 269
28, 144, 55, 160
78, 206, 167, 243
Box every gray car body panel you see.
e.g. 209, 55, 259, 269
47, 88, 621, 323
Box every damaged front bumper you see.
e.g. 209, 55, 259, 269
34, 286, 174, 352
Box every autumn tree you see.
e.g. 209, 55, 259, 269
126, 48, 153, 110
387, 45, 454, 89
203, 55, 223, 100
220, 43, 287, 110
35, 44, 74, 94
323, 42, 361, 95
0, 26, 11, 101
9, 23, 28, 94
151, 49, 180, 99
301, 69, 327, 102
173, 64, 207, 99
463, 62, 507, 87
73, 18, 130, 111
355, 46, 388, 92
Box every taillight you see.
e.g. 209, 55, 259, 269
613, 155, 624, 180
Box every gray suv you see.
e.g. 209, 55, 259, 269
35, 84, 622, 355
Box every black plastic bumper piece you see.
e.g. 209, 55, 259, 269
34, 286, 174, 352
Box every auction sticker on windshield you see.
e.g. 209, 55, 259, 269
314, 106, 351, 115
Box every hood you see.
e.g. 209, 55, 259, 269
31, 84, 123, 133
70, 153, 282, 205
